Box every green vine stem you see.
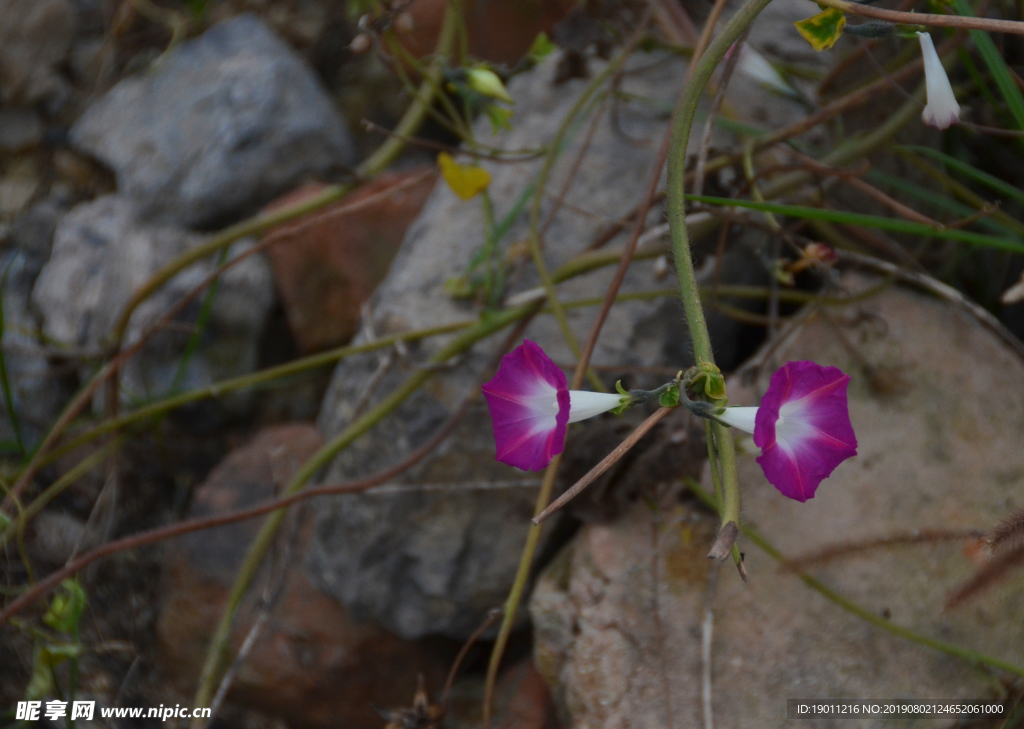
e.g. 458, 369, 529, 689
667, 0, 778, 552
685, 478, 1024, 679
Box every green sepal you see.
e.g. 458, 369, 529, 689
659, 384, 681, 408
686, 361, 728, 402
610, 380, 632, 415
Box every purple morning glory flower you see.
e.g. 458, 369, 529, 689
482, 340, 625, 471
717, 361, 858, 502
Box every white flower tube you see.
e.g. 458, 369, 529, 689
715, 406, 758, 433
568, 390, 626, 423
918, 32, 961, 129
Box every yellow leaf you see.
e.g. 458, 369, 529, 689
795, 8, 847, 51
438, 152, 491, 200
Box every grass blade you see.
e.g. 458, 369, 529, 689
898, 145, 1024, 207
953, 0, 1024, 132
686, 194, 1024, 253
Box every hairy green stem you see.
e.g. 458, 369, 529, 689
667, 0, 777, 551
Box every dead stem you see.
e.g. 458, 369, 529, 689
782, 528, 985, 571
946, 545, 1024, 609
989, 506, 1024, 553
532, 408, 674, 525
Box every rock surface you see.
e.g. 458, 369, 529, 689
0, 0, 76, 106
157, 424, 448, 729
306, 43, 800, 640
0, 200, 74, 448
0, 108, 43, 152
31, 195, 274, 406
264, 169, 437, 353
530, 275, 1024, 728
70, 14, 355, 229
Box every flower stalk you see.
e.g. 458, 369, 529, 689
666, 0, 778, 560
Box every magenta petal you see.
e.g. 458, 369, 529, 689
753, 361, 858, 502
482, 340, 571, 471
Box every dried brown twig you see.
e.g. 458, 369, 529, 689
945, 506, 1024, 609
782, 528, 985, 571
946, 544, 1024, 610
988, 505, 1024, 554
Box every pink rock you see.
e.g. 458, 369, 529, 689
263, 169, 437, 353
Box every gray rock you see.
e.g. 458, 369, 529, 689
31, 195, 274, 408
0, 0, 76, 106
0, 200, 73, 449
305, 48, 801, 640
70, 14, 355, 229
28, 511, 86, 564
530, 275, 1024, 728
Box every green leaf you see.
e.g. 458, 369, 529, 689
43, 579, 87, 634
25, 642, 84, 700
952, 0, 1024, 133
795, 9, 847, 51
484, 104, 514, 134
686, 194, 1024, 254
527, 32, 557, 64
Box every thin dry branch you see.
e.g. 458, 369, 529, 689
532, 407, 674, 524
782, 528, 984, 571
988, 505, 1024, 554
946, 544, 1024, 609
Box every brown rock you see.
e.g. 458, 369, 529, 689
444, 658, 561, 729
396, 0, 576, 65
493, 659, 560, 729
263, 170, 437, 353
157, 423, 447, 729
